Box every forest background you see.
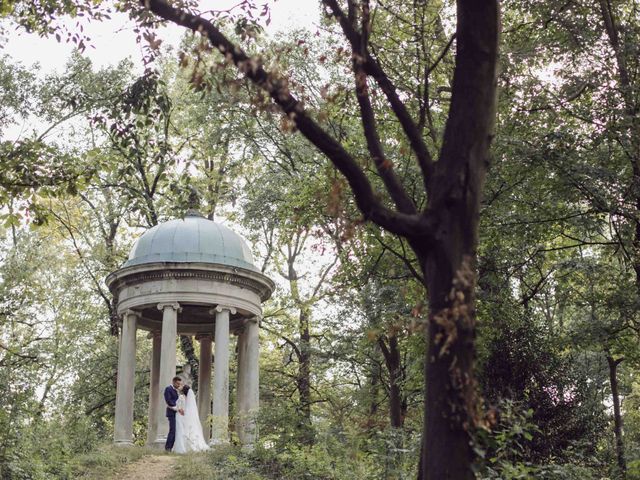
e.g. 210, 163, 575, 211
1, 1, 640, 479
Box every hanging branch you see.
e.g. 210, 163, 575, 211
142, 0, 438, 241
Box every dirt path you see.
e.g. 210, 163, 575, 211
116, 455, 177, 480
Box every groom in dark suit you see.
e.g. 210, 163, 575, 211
164, 376, 184, 451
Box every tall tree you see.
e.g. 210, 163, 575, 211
140, 1, 499, 477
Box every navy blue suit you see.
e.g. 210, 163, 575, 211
164, 385, 179, 450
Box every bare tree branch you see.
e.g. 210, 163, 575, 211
349, 1, 417, 214
143, 0, 437, 239
322, 0, 434, 188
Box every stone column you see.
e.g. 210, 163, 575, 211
237, 316, 260, 448
114, 309, 139, 445
236, 326, 247, 444
154, 302, 180, 445
210, 305, 235, 445
236, 327, 247, 443
146, 331, 161, 445
196, 334, 213, 439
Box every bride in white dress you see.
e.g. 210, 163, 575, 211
173, 385, 210, 453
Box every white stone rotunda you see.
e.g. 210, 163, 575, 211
106, 210, 274, 449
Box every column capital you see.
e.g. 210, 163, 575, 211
211, 305, 237, 315
195, 333, 213, 341
157, 302, 181, 312
146, 330, 161, 339
247, 315, 261, 325
122, 309, 142, 320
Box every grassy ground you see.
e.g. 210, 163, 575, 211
70, 444, 159, 479
70, 442, 357, 480
169, 446, 269, 480
69, 444, 268, 480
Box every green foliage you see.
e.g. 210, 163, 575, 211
171, 447, 268, 480
474, 399, 539, 474
628, 459, 640, 480
362, 428, 421, 480
475, 399, 604, 480
171, 444, 373, 480
0, 413, 116, 480
250, 441, 372, 480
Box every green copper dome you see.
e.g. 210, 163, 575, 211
124, 212, 257, 271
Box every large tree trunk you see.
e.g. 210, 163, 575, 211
607, 355, 626, 475
416, 1, 499, 478
418, 248, 479, 480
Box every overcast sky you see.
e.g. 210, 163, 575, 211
1, 1, 320, 142
2, 0, 320, 73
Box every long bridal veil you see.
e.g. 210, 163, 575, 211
173, 389, 210, 453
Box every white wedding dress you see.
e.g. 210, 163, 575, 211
173, 389, 210, 453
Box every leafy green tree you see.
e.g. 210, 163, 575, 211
140, 2, 499, 478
